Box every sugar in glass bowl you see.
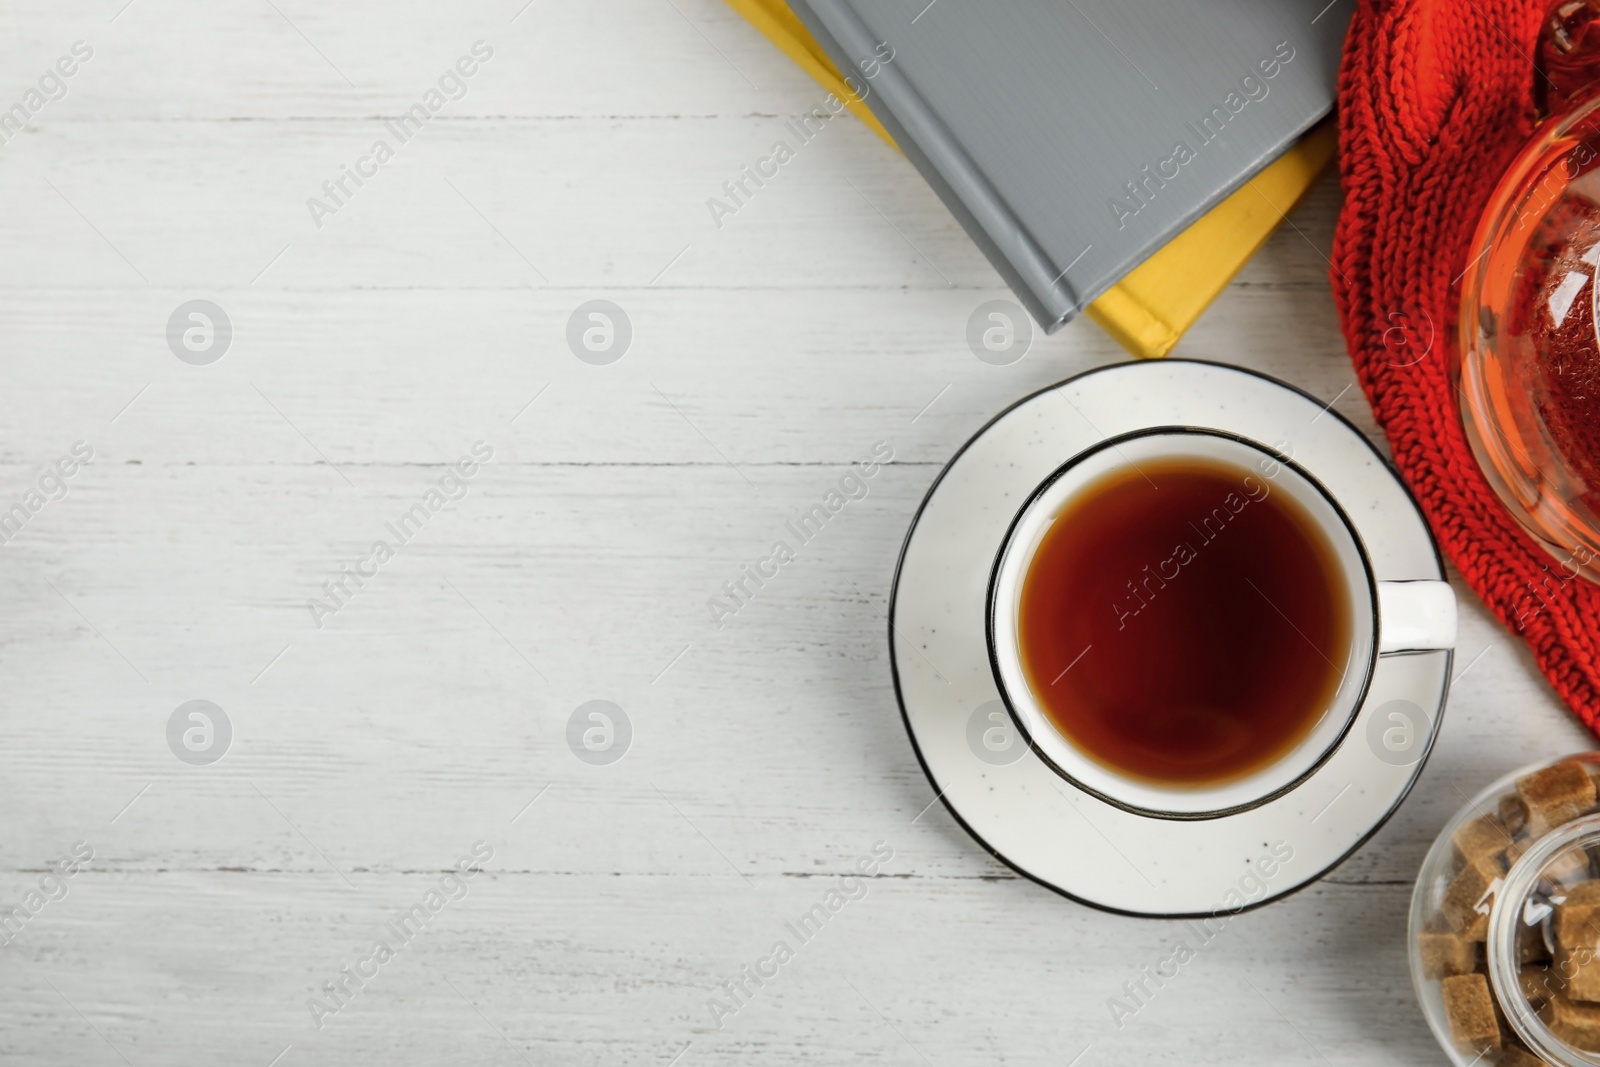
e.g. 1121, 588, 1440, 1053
1411, 753, 1600, 1066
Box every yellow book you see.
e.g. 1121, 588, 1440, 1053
726, 0, 1336, 359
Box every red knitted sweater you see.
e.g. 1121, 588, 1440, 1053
1333, 0, 1600, 729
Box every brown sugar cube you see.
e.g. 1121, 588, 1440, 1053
1517, 760, 1598, 837
1543, 994, 1600, 1051
1516, 966, 1555, 1004
1420, 923, 1479, 978
1521, 963, 1561, 1006
1560, 948, 1600, 1003
1501, 794, 1530, 837
1455, 814, 1513, 867
1498, 1046, 1550, 1067
1557, 881, 1600, 948
1463, 910, 1491, 943
1443, 973, 1503, 1053
1444, 855, 1507, 933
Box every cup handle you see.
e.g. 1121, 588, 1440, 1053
1377, 580, 1458, 654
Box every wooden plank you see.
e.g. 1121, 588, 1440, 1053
0, 1, 1581, 1063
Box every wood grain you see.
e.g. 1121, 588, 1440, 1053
0, 1, 1587, 1064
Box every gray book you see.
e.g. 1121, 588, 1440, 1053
787, 0, 1350, 331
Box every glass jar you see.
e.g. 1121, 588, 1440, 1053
1410, 753, 1600, 1065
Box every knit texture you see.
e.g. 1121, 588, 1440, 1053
1333, 0, 1600, 730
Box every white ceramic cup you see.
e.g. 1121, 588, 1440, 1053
987, 429, 1457, 818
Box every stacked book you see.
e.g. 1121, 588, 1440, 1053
726, 0, 1347, 358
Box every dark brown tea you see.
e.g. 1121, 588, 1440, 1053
1015, 454, 1353, 788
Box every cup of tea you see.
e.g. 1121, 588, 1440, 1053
987, 427, 1457, 819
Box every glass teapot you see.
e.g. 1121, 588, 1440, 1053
1457, 0, 1600, 584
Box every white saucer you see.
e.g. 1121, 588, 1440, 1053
889, 360, 1452, 917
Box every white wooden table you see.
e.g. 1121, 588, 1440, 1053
0, 2, 1586, 1064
